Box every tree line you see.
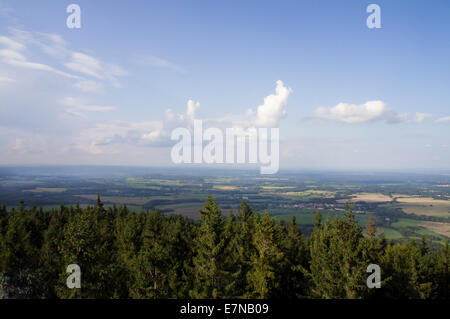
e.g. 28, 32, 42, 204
0, 195, 448, 299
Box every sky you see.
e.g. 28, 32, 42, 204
0, 0, 449, 171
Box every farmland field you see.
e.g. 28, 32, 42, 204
389, 196, 450, 218
347, 193, 393, 203
1, 166, 449, 243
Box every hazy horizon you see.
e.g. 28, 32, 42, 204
1, 164, 450, 176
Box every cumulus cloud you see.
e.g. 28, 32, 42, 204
248, 80, 292, 127
134, 81, 291, 150
142, 100, 200, 144
71, 80, 293, 155
312, 100, 408, 124
186, 100, 200, 121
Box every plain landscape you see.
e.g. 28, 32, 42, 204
1, 166, 449, 245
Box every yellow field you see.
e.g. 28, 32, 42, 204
261, 186, 296, 190
347, 193, 392, 203
392, 197, 450, 217
213, 185, 238, 191
391, 194, 421, 198
395, 197, 449, 205
419, 221, 450, 238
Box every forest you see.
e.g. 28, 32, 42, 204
0, 195, 448, 299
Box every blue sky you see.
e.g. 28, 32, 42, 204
0, 0, 449, 170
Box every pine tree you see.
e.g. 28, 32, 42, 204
231, 200, 256, 297
246, 211, 284, 298
130, 210, 171, 298
309, 205, 370, 298
277, 216, 309, 298
435, 240, 449, 299
190, 195, 227, 298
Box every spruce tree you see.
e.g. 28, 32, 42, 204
247, 211, 284, 298
190, 195, 227, 298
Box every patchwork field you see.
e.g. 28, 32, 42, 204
383, 218, 447, 244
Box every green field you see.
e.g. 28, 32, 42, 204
381, 227, 403, 239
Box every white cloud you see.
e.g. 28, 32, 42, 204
0, 29, 127, 90
436, 116, 450, 124
65, 52, 128, 88
8, 29, 67, 57
142, 99, 200, 144
0, 35, 81, 79
0, 48, 26, 61
186, 100, 200, 121
67, 98, 202, 155
413, 112, 432, 123
7, 58, 80, 79
136, 81, 292, 149
312, 100, 408, 124
249, 80, 292, 127
73, 120, 162, 154
65, 52, 103, 79
0, 35, 25, 51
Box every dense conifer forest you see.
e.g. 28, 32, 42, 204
0, 195, 448, 299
